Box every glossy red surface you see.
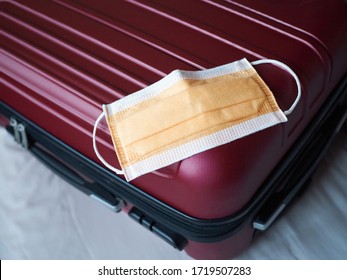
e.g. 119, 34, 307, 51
1, 0, 347, 220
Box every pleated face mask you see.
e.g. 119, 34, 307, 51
93, 58, 301, 181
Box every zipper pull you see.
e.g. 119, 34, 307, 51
9, 118, 20, 144
9, 118, 29, 149
17, 123, 29, 149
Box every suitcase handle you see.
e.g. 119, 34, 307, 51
30, 144, 125, 212
252, 177, 312, 231
31, 145, 88, 188
253, 106, 347, 231
7, 117, 126, 212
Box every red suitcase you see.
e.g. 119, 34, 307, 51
1, 0, 347, 259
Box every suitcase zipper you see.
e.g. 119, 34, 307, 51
1, 73, 346, 247
2, 97, 346, 244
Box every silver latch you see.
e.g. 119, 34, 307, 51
89, 194, 125, 212
253, 203, 286, 231
9, 118, 29, 149
17, 123, 29, 149
10, 118, 20, 143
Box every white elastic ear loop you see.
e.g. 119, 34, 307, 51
251, 59, 301, 115
93, 112, 124, 175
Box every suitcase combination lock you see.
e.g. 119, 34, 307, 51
9, 117, 29, 149
129, 208, 187, 250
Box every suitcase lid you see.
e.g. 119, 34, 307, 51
1, 0, 347, 219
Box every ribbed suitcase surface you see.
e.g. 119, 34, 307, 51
1, 0, 347, 259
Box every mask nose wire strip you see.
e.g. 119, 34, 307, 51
93, 112, 124, 175
251, 59, 301, 115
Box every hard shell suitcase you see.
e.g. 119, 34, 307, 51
1, 0, 347, 259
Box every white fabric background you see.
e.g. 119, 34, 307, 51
0, 126, 346, 260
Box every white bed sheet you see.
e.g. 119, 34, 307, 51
0, 127, 346, 260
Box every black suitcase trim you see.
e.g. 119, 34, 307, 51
0, 74, 346, 248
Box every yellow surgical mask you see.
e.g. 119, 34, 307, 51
93, 58, 301, 181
